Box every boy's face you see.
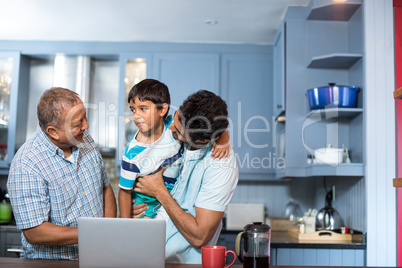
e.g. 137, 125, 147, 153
129, 97, 166, 135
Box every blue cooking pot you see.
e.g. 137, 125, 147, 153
306, 83, 360, 110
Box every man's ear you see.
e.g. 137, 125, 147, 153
45, 126, 60, 141
159, 103, 169, 118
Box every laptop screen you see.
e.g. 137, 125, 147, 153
78, 217, 166, 268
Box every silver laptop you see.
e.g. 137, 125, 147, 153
78, 217, 166, 268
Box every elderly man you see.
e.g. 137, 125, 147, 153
7, 87, 116, 259
134, 90, 239, 264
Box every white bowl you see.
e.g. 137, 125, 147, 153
314, 147, 343, 164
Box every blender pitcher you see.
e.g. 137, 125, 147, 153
235, 222, 271, 268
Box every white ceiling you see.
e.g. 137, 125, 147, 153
0, 0, 310, 45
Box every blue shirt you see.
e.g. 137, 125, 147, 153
7, 127, 109, 260
157, 143, 238, 264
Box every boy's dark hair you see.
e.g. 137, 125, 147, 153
128, 79, 171, 119
178, 90, 228, 144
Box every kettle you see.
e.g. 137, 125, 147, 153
316, 190, 344, 230
235, 222, 270, 268
0, 188, 12, 223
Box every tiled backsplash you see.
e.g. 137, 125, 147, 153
99, 156, 366, 231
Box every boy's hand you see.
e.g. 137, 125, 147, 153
211, 142, 230, 159
211, 128, 230, 160
130, 200, 147, 218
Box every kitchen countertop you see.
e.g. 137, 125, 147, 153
221, 230, 366, 249
1, 224, 366, 250
0, 257, 384, 268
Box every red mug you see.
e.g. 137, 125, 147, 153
202, 245, 237, 268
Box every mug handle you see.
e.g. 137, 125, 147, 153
224, 250, 237, 268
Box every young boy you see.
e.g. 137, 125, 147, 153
118, 79, 229, 218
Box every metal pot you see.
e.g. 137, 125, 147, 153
306, 83, 360, 110
316, 190, 344, 230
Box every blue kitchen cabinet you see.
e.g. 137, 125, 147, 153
0, 225, 22, 257
221, 54, 275, 179
273, 21, 286, 119
152, 52, 220, 110
275, 248, 365, 266
0, 52, 29, 175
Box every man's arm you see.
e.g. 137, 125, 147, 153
23, 222, 78, 246
155, 189, 223, 248
103, 184, 117, 218
134, 169, 223, 248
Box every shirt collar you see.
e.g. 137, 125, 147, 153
183, 142, 213, 161
36, 126, 78, 158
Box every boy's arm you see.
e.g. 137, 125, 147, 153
118, 188, 133, 218
103, 184, 117, 217
211, 128, 230, 159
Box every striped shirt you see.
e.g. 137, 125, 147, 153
7, 127, 109, 260
119, 115, 182, 213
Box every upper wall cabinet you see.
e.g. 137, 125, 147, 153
221, 54, 275, 180
152, 53, 220, 110
0, 52, 29, 174
274, 2, 364, 179
273, 21, 286, 119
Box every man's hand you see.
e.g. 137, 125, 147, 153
134, 167, 167, 199
131, 200, 148, 218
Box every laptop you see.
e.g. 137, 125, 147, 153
78, 217, 166, 268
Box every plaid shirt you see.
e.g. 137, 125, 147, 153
7, 127, 109, 260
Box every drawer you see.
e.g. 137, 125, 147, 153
5, 246, 22, 258
5, 230, 22, 245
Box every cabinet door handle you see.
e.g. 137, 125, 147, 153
277, 105, 283, 109
7, 248, 23, 253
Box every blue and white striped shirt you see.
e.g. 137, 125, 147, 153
119, 115, 182, 212
7, 127, 109, 260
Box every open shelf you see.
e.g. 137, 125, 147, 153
393, 178, 402, 187
307, 3, 361, 21
304, 163, 364, 177
308, 53, 362, 69
306, 107, 363, 121
276, 163, 364, 179
394, 87, 402, 99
